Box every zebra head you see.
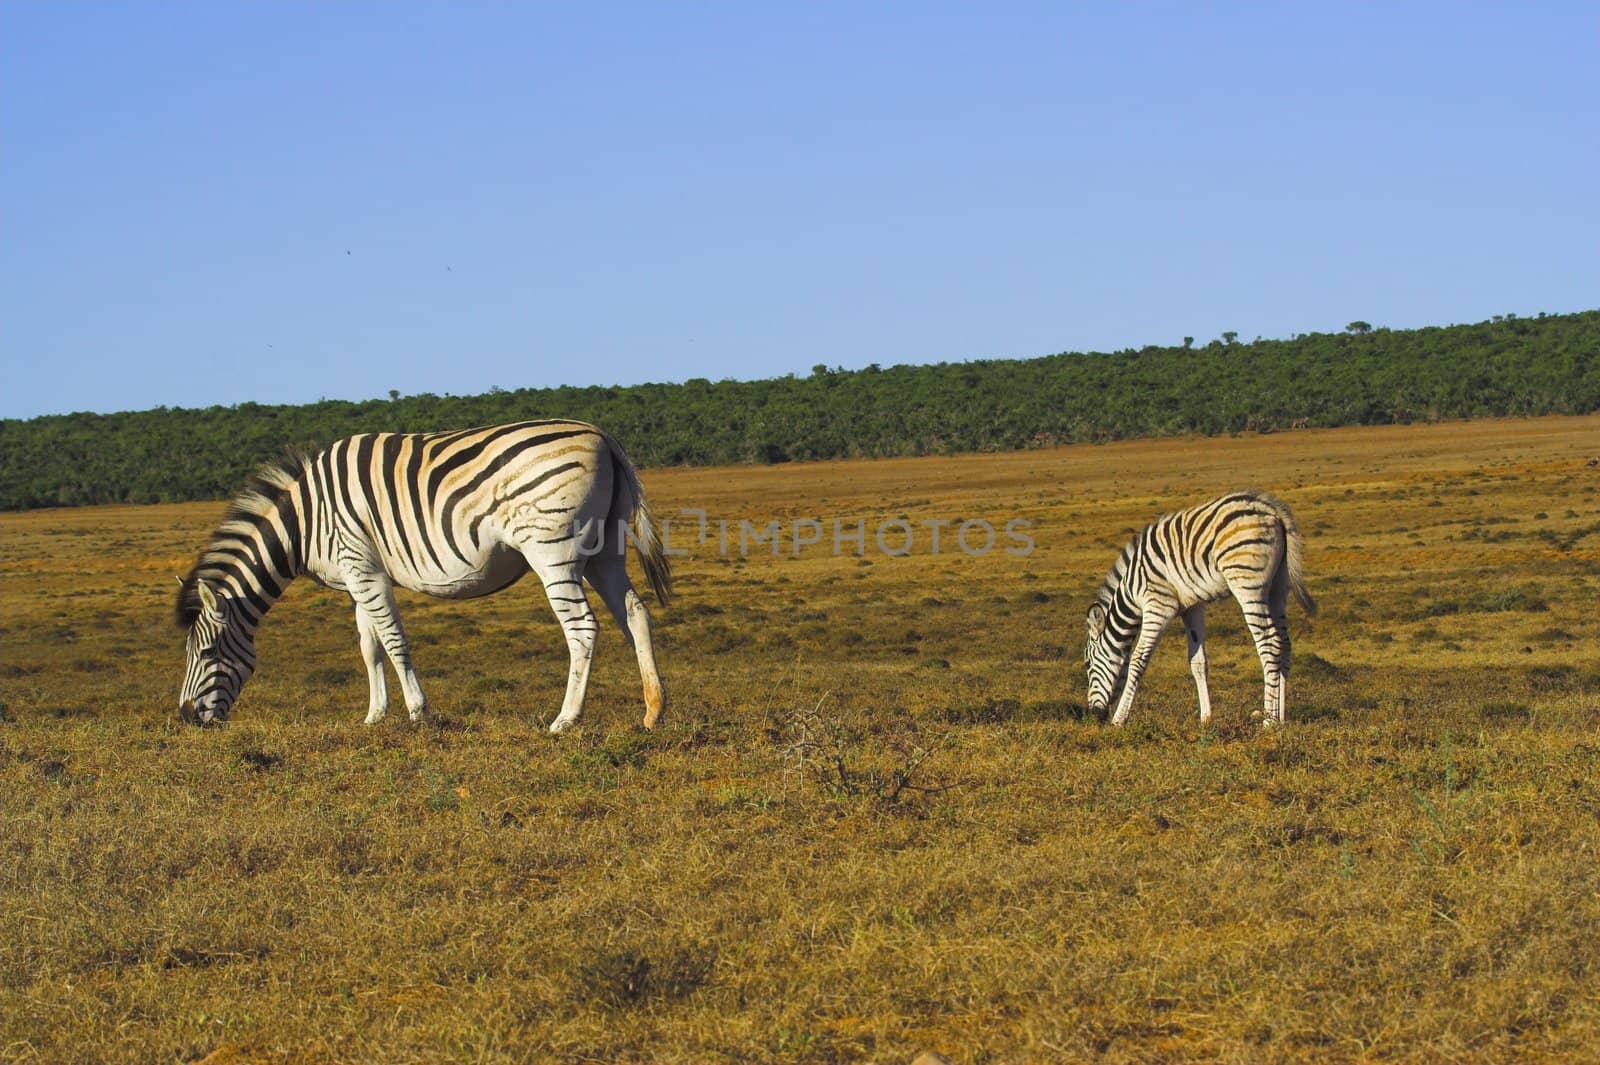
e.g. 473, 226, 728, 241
1084, 602, 1128, 720
178, 579, 257, 726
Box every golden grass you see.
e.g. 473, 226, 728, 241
2, 414, 1599, 1064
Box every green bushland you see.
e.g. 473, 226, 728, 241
4, 310, 1597, 509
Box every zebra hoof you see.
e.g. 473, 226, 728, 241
548, 716, 578, 734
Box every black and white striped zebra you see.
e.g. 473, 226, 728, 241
1084, 490, 1316, 726
177, 420, 671, 732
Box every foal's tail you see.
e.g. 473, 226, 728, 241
1261, 492, 1317, 617
602, 432, 673, 606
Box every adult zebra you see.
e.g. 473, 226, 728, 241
176, 421, 671, 731
1084, 490, 1316, 726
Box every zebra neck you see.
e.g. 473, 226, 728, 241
199, 492, 306, 625
1101, 569, 1146, 645
188, 557, 291, 628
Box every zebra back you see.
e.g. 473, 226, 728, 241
1091, 489, 1315, 620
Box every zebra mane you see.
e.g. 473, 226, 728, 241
1091, 539, 1138, 613
175, 450, 312, 629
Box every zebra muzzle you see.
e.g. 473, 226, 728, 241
179, 701, 226, 727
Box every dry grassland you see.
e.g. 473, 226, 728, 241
2, 414, 1599, 1064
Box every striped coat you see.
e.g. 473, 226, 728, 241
1084, 490, 1316, 726
178, 421, 670, 731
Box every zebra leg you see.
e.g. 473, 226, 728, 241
349, 574, 429, 723
1110, 612, 1172, 727
537, 558, 600, 733
1241, 595, 1291, 725
355, 606, 390, 725
1183, 605, 1212, 724
1271, 568, 1293, 723
587, 554, 667, 729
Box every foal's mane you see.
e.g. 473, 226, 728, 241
1091, 537, 1138, 613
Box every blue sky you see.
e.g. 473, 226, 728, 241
3, 2, 1596, 420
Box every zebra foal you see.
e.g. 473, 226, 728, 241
177, 421, 670, 731
1083, 490, 1316, 726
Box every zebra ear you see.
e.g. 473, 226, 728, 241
1086, 603, 1106, 638
196, 580, 222, 616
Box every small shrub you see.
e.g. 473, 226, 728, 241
304, 667, 358, 686
238, 748, 283, 771
1293, 703, 1340, 723
568, 730, 654, 774
1024, 699, 1087, 722
1470, 587, 1548, 613
468, 676, 519, 695
572, 944, 715, 1010
937, 698, 1021, 725
699, 622, 754, 654
783, 696, 959, 804
716, 785, 775, 812
424, 776, 461, 813
1481, 701, 1534, 724
1525, 665, 1577, 693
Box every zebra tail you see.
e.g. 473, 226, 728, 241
1270, 495, 1318, 617
604, 433, 673, 606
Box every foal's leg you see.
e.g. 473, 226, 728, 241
1240, 584, 1291, 726
587, 553, 667, 729
1269, 563, 1293, 723
1110, 611, 1175, 727
1183, 604, 1212, 723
